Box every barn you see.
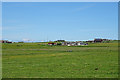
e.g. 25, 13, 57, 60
0, 40, 12, 43
94, 39, 103, 43
48, 42, 56, 45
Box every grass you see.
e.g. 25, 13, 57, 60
2, 42, 118, 78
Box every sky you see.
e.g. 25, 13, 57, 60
2, 2, 118, 41
2, 0, 120, 2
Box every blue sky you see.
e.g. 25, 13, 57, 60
2, 2, 118, 41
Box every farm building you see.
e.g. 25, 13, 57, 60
94, 39, 103, 43
62, 42, 69, 45
62, 42, 88, 46
0, 40, 12, 43
48, 42, 62, 45
77, 42, 88, 46
48, 42, 56, 45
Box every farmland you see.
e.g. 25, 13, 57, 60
2, 42, 118, 78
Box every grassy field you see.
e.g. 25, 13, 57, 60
2, 42, 118, 78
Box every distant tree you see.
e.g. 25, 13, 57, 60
18, 41, 24, 43
56, 40, 65, 42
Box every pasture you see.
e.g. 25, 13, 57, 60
2, 42, 118, 78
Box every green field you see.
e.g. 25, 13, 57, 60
2, 42, 118, 78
